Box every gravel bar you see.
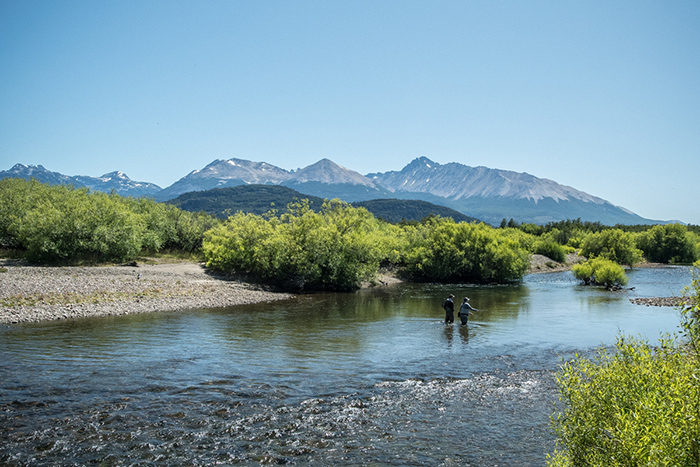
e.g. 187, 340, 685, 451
629, 296, 689, 307
0, 260, 293, 325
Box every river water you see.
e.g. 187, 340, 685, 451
0, 267, 691, 466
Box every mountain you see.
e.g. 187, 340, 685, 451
0, 164, 161, 197
281, 159, 391, 202
3, 157, 665, 225
156, 158, 390, 202
153, 158, 291, 201
367, 157, 654, 225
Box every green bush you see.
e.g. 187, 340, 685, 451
533, 238, 567, 263
400, 217, 530, 283
572, 257, 628, 287
0, 178, 52, 248
548, 336, 700, 466
16, 187, 145, 263
681, 261, 700, 356
203, 200, 390, 291
635, 223, 699, 264
0, 178, 217, 263
580, 229, 642, 266
132, 198, 218, 253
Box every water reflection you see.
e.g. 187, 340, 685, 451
442, 322, 472, 347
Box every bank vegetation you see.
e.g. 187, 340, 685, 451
2, 179, 699, 292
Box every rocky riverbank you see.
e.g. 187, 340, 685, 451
527, 252, 585, 274
629, 296, 689, 307
0, 259, 293, 325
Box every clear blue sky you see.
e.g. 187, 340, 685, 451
2, 1, 699, 224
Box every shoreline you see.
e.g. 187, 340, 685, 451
0, 259, 293, 325
1, 255, 685, 325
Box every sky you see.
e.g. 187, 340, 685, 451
1, 1, 699, 224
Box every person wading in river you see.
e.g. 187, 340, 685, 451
458, 297, 478, 325
443, 294, 455, 324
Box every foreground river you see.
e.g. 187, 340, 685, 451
0, 267, 691, 466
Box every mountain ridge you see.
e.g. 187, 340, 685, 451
0, 163, 162, 197
0, 158, 670, 225
367, 156, 605, 204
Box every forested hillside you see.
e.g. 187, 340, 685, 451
168, 184, 478, 223
167, 185, 326, 217
352, 199, 478, 223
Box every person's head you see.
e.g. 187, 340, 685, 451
463, 297, 469, 302
449, 294, 455, 299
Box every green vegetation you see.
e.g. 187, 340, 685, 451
635, 223, 699, 264
203, 199, 401, 291
202, 205, 529, 290
579, 229, 643, 267
4, 179, 700, 293
533, 238, 567, 263
548, 262, 700, 466
400, 217, 530, 283
0, 178, 218, 263
682, 264, 700, 359
571, 257, 628, 287
168, 184, 326, 218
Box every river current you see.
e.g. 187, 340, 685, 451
0, 267, 691, 466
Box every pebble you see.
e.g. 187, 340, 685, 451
629, 296, 689, 307
0, 260, 292, 325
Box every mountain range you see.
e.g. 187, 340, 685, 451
0, 163, 162, 197
1, 158, 664, 225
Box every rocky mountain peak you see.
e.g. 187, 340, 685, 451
289, 159, 377, 187
0, 163, 161, 197
100, 171, 130, 180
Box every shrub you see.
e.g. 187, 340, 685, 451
401, 217, 530, 283
635, 223, 699, 264
580, 229, 643, 266
550, 262, 700, 466
203, 200, 389, 291
17, 188, 146, 263
0, 178, 217, 263
681, 261, 700, 356
548, 336, 700, 466
572, 257, 628, 287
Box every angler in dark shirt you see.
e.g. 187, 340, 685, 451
443, 294, 455, 324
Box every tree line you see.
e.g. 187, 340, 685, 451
2, 179, 699, 291
0, 178, 217, 263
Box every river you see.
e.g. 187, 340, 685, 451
0, 266, 691, 466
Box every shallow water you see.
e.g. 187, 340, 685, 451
0, 267, 691, 466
